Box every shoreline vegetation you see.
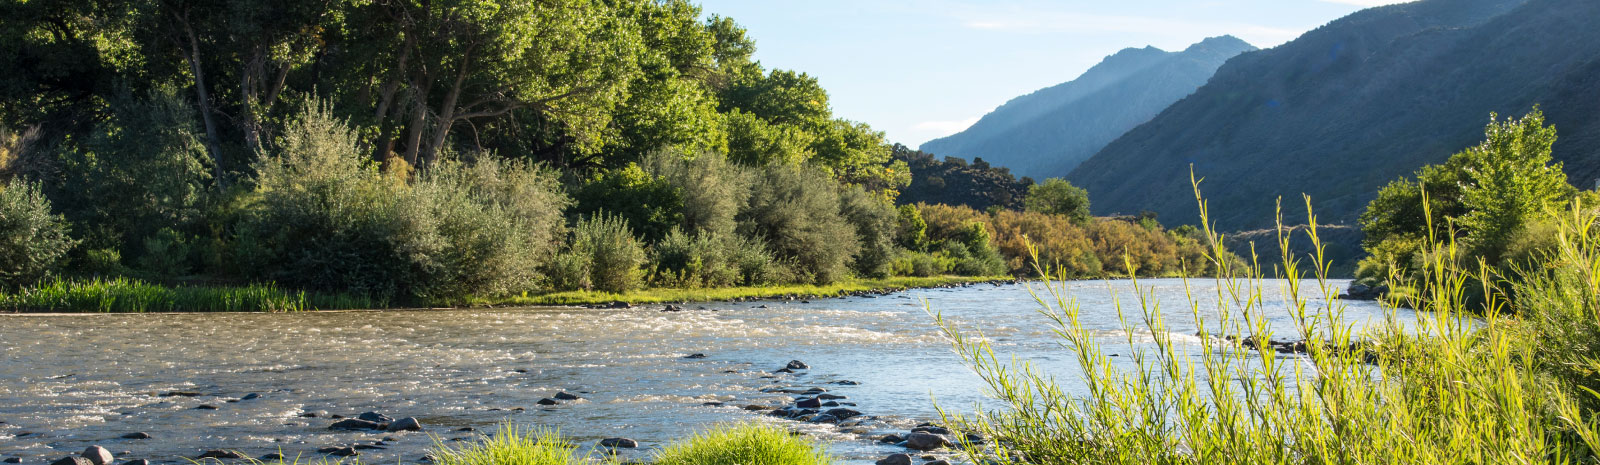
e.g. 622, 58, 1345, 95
0, 275, 1010, 313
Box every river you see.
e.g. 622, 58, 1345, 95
0, 278, 1405, 465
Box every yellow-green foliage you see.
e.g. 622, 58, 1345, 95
917, 203, 1222, 277
932, 182, 1600, 464
652, 423, 830, 465
432, 424, 589, 465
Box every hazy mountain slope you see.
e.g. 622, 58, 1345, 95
1069, 0, 1600, 230
920, 36, 1255, 180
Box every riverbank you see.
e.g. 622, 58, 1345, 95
0, 275, 1012, 313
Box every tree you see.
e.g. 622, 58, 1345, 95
1455, 109, 1574, 261
1025, 178, 1091, 223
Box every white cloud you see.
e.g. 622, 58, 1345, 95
1316, 0, 1413, 6
912, 117, 982, 138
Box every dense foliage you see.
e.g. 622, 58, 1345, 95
895, 144, 1032, 211
915, 203, 1228, 278
1356, 109, 1582, 308
0, 179, 73, 288
1024, 178, 1092, 224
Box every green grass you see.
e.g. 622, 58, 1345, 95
431, 424, 593, 465
0, 277, 382, 312
651, 423, 830, 465
930, 182, 1600, 464
460, 275, 1009, 307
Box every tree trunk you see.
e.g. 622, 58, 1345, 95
179, 14, 228, 190
420, 48, 473, 168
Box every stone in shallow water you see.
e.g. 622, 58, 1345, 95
4, 458, 21, 464
51, 458, 93, 465
357, 412, 392, 423
389, 417, 423, 432
259, 454, 284, 461
902, 432, 952, 451
553, 392, 582, 401
121, 432, 152, 439
119, 461, 147, 465
874, 454, 911, 465
329, 419, 382, 430
599, 438, 637, 448
81, 446, 114, 465
196, 451, 244, 460
535, 398, 559, 406
785, 360, 809, 370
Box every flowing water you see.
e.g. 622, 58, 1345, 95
0, 279, 1409, 464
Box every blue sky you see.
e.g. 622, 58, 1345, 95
693, 0, 1410, 148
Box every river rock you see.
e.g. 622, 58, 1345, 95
357, 412, 392, 423
51, 458, 92, 465
809, 414, 839, 424
240, 393, 260, 401
536, 398, 559, 406
389, 417, 423, 432
785, 360, 809, 370
599, 438, 637, 448
121, 432, 152, 439
795, 398, 822, 408
553, 392, 582, 401
197, 451, 244, 460
683, 353, 707, 359
160, 391, 202, 397
259, 454, 284, 461
911, 425, 951, 435
877, 434, 904, 443
2, 458, 18, 464
194, 405, 219, 410
329, 419, 382, 430
823, 408, 862, 420
831, 380, 860, 385
82, 446, 114, 465
119, 461, 147, 465
874, 454, 912, 465
326, 447, 358, 457
903, 432, 953, 451
817, 394, 846, 400
926, 460, 951, 465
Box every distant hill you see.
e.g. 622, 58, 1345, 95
1069, 0, 1600, 230
893, 144, 1030, 211
920, 36, 1256, 180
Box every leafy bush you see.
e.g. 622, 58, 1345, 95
943, 221, 1007, 276
643, 151, 752, 237
238, 105, 568, 301
1024, 177, 1091, 223
553, 212, 645, 293
651, 228, 740, 288
739, 163, 859, 284
652, 423, 831, 465
570, 163, 683, 243
892, 250, 953, 277
0, 179, 74, 287
838, 186, 898, 278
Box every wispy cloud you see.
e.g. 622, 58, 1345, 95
911, 116, 981, 139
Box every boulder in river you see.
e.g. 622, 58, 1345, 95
926, 460, 951, 465
2, 458, 19, 464
911, 425, 951, 435
326, 447, 358, 457
194, 405, 219, 410
240, 393, 260, 401
795, 398, 822, 409
81, 446, 114, 465
553, 392, 582, 401
259, 454, 284, 461
874, 454, 912, 465
536, 398, 559, 406
121, 432, 152, 440
599, 438, 638, 448
357, 412, 393, 423
682, 353, 707, 359
877, 434, 904, 444
389, 417, 424, 432
329, 419, 383, 430
51, 458, 93, 465
785, 360, 809, 370
119, 461, 147, 465
823, 408, 862, 420
196, 451, 244, 460
903, 432, 953, 451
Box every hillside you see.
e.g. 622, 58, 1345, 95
893, 144, 1030, 211
1069, 0, 1600, 230
921, 36, 1256, 180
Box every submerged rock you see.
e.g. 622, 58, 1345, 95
2, 458, 19, 464
877, 434, 904, 444
51, 458, 93, 465
121, 432, 152, 440
239, 393, 261, 401
682, 353, 707, 359
553, 392, 582, 401
823, 408, 862, 420
357, 412, 393, 423
196, 451, 244, 460
389, 417, 423, 432
903, 432, 953, 451
599, 438, 638, 448
119, 461, 148, 465
259, 454, 284, 461
795, 398, 822, 409
329, 419, 382, 430
81, 446, 114, 465
326, 447, 359, 457
536, 398, 559, 406
874, 454, 911, 465
785, 360, 809, 370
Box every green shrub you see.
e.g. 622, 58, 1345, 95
1024, 177, 1091, 223
431, 423, 587, 465
644, 151, 753, 237
652, 423, 831, 465
238, 104, 568, 301
739, 164, 859, 284
137, 228, 193, 277
891, 250, 952, 277
554, 212, 645, 293
839, 186, 898, 279
0, 179, 74, 287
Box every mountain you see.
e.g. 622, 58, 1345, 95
1068, 0, 1600, 230
920, 36, 1257, 180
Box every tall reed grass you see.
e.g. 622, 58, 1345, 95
0, 277, 381, 312
931, 175, 1600, 464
